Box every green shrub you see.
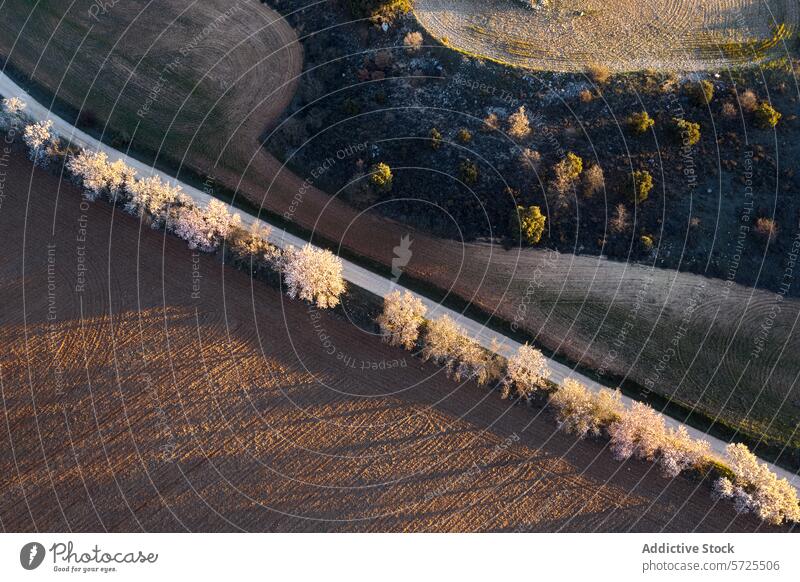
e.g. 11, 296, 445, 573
554, 152, 583, 185
342, 98, 360, 115
511, 205, 547, 245
562, 152, 583, 180
457, 128, 473, 143
704, 458, 736, 482
673, 118, 701, 146
459, 159, 479, 185
370, 162, 393, 191
552, 152, 584, 195
690, 79, 715, 106
755, 102, 781, 128
629, 111, 655, 133
631, 170, 653, 203
429, 127, 442, 150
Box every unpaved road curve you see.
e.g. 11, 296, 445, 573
2, 70, 797, 492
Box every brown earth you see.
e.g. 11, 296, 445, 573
0, 149, 787, 532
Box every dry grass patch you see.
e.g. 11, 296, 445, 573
414, 0, 799, 72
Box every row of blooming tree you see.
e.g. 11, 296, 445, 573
1, 96, 346, 310
376, 289, 800, 526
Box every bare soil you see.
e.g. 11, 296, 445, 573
0, 149, 788, 532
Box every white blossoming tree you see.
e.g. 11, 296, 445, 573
713, 443, 800, 525
172, 199, 242, 252
282, 244, 345, 309
549, 378, 623, 438
607, 401, 664, 462
23, 119, 57, 165
377, 290, 427, 349
607, 401, 710, 478
421, 315, 463, 370
453, 337, 491, 385
504, 343, 550, 398
421, 315, 489, 384
67, 150, 136, 201
124, 174, 191, 226
1, 96, 27, 129
105, 158, 137, 201
67, 150, 108, 198
658, 425, 711, 478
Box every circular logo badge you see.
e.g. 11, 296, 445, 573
20, 542, 46, 570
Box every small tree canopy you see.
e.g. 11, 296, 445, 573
511, 205, 547, 245
370, 162, 393, 191
552, 151, 583, 194
673, 118, 701, 146
507, 105, 531, 139
629, 111, 655, 133
630, 170, 654, 203
755, 102, 781, 128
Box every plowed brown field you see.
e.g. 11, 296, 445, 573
0, 150, 789, 532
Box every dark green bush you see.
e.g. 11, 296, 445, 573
429, 127, 443, 150
630, 170, 653, 203
755, 102, 781, 128
629, 111, 655, 133
673, 118, 701, 146
690, 80, 715, 106
459, 159, 479, 185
